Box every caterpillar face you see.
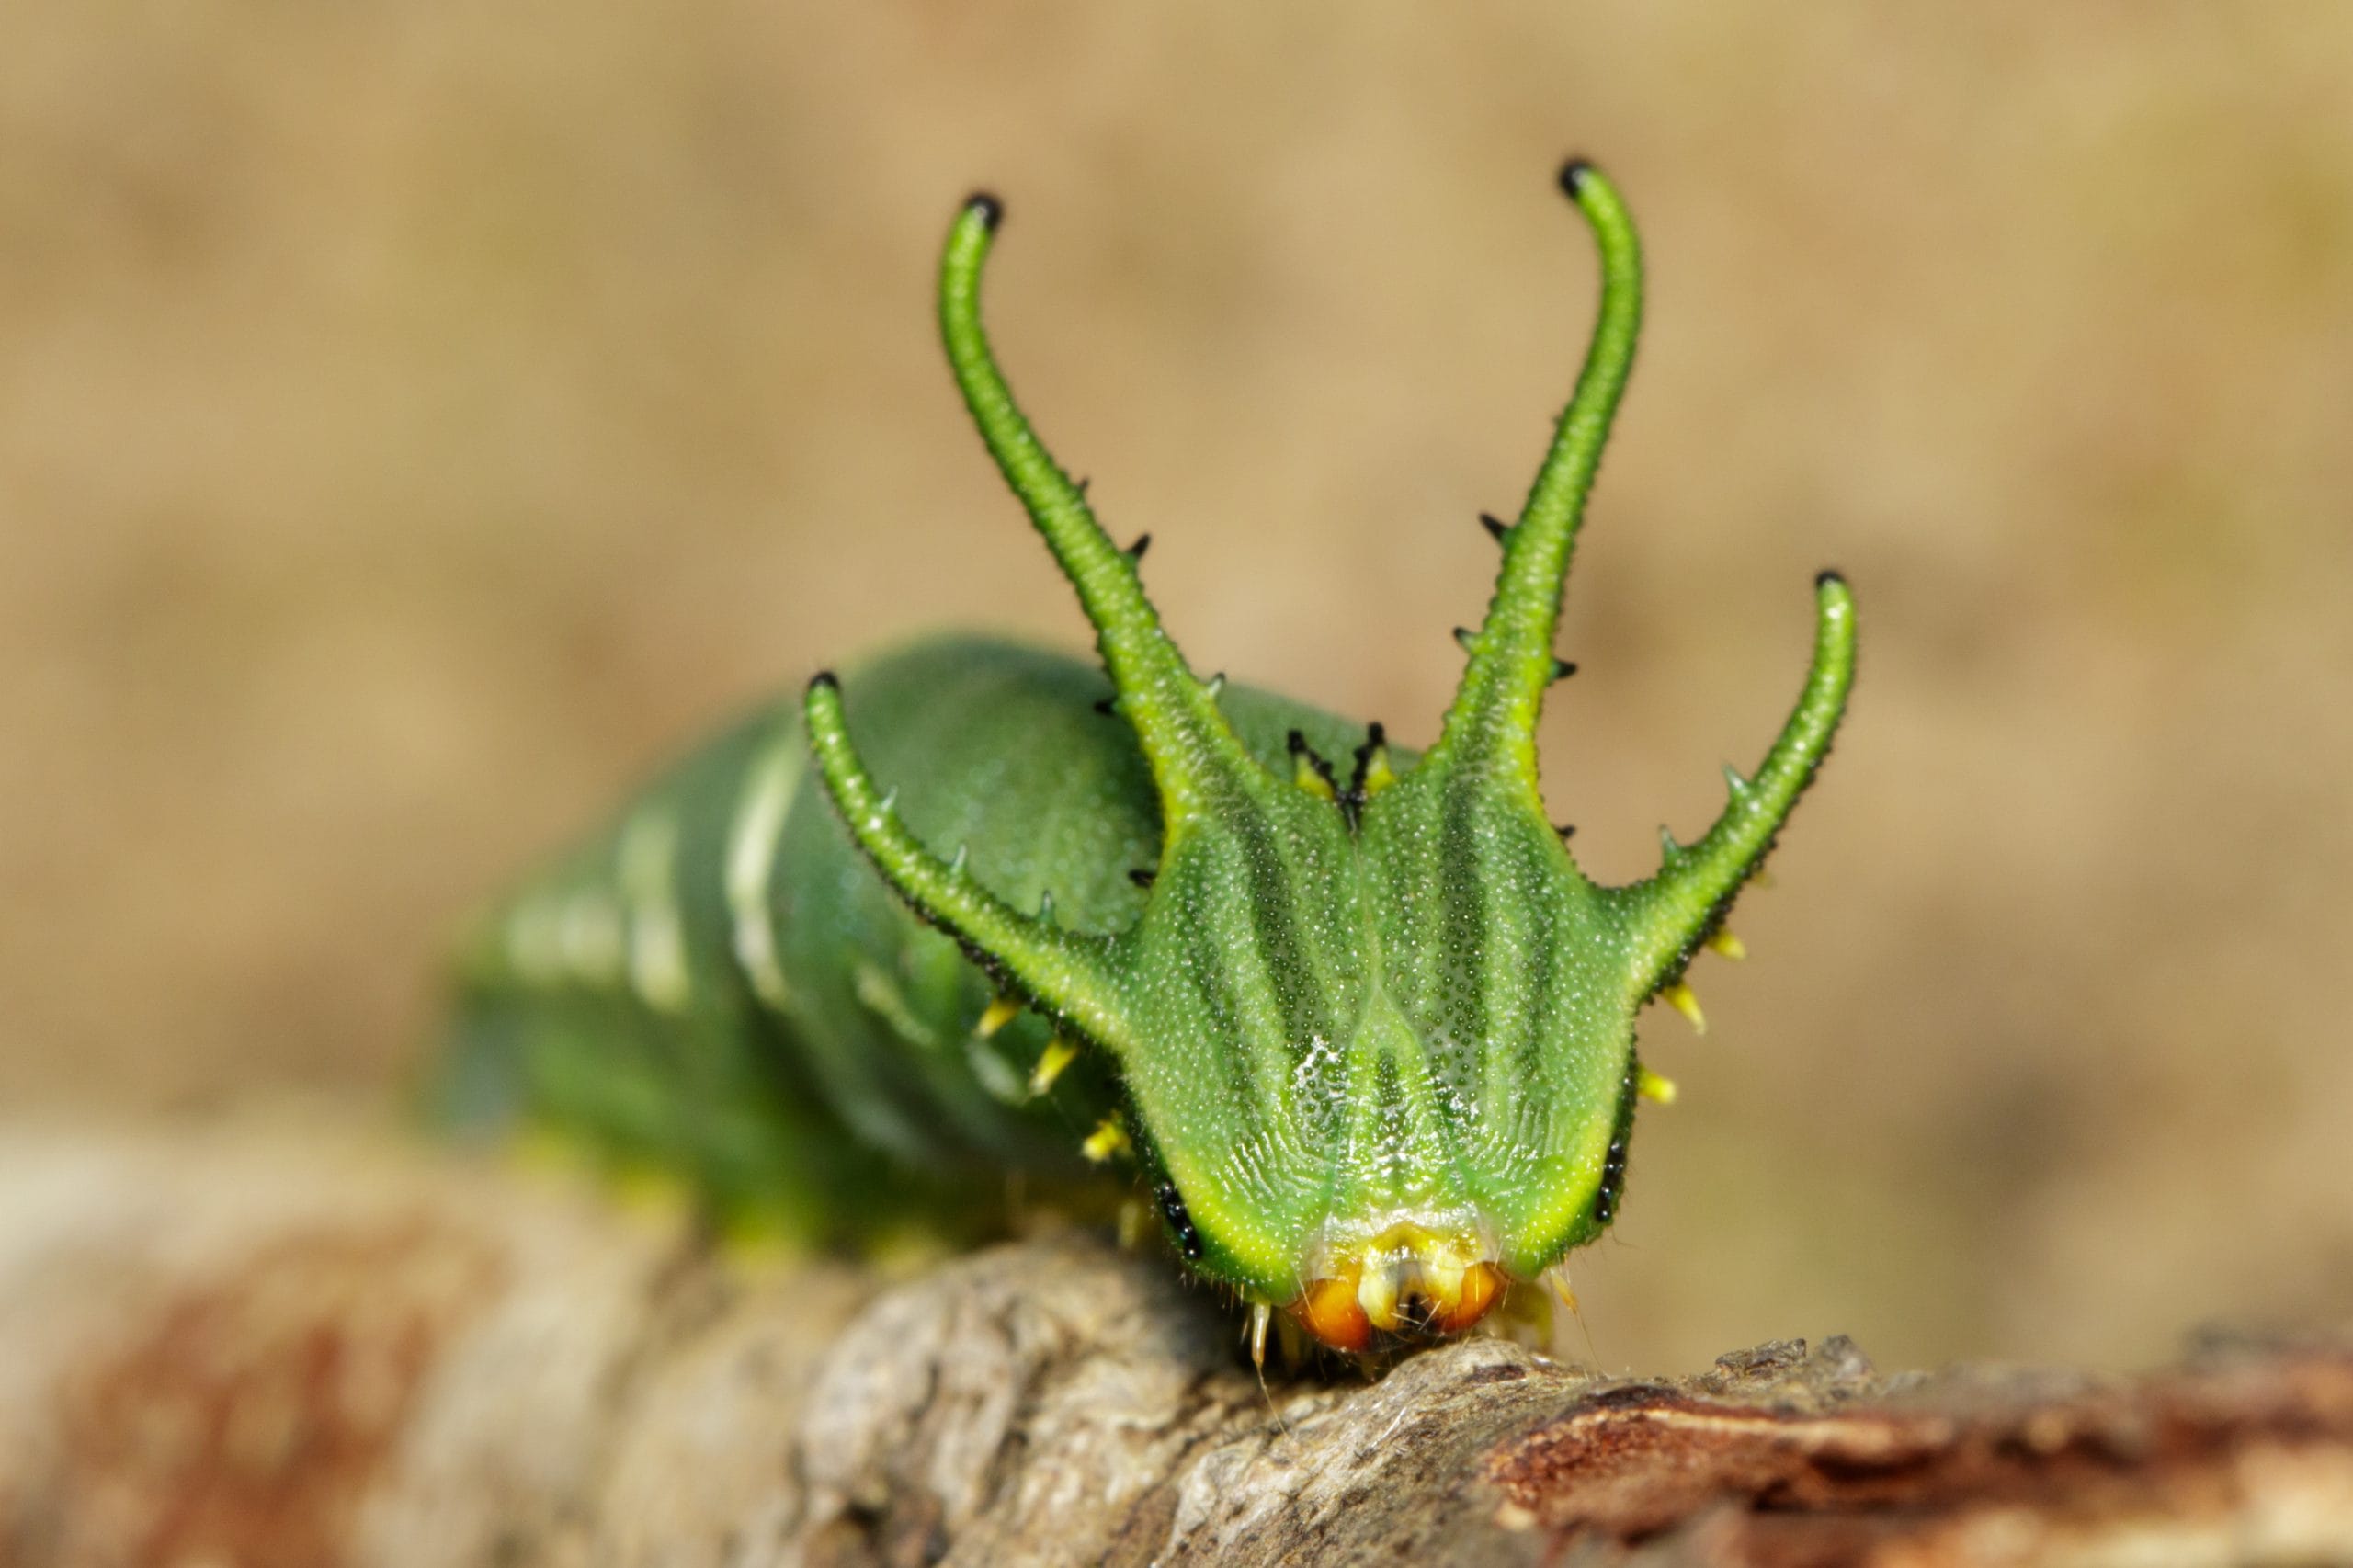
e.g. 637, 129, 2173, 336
802, 163, 1856, 1357
1092, 723, 1637, 1350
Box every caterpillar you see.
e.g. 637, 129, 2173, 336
437, 160, 1857, 1362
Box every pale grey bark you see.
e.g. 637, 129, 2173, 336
2, 1122, 2348, 1568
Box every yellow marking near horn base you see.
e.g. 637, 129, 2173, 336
1029, 1036, 1078, 1096
975, 994, 1023, 1039
1081, 1115, 1131, 1164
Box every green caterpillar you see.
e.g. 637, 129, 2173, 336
439, 160, 1857, 1360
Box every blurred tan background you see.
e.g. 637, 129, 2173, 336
2, 4, 2347, 1376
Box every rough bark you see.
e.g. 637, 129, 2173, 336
2, 1122, 2348, 1568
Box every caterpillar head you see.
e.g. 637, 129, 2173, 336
804, 163, 1856, 1357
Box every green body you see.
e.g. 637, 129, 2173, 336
445, 638, 1398, 1242
440, 162, 1859, 1346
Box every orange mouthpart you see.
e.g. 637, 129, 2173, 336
1295, 1275, 1377, 1352
1286, 1228, 1506, 1352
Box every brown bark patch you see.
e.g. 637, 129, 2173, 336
47, 1217, 501, 1568
1486, 1346, 2353, 1564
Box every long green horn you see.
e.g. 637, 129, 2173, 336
1618, 571, 1859, 994
938, 194, 1256, 823
1424, 160, 1642, 793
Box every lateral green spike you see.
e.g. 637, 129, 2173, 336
1427, 160, 1643, 791
1620, 571, 1859, 993
938, 195, 1256, 823
801, 673, 1129, 1045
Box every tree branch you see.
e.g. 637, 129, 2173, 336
2, 1122, 2347, 1566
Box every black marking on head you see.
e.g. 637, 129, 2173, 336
1346, 721, 1387, 798
1340, 721, 1391, 830
1480, 512, 1510, 542
1591, 1064, 1640, 1227
1287, 730, 1339, 796
965, 191, 1005, 230
808, 670, 840, 693
1593, 1134, 1630, 1224
1558, 159, 1592, 199
1815, 566, 1847, 589
1279, 724, 1336, 767
1126, 532, 1151, 560
1154, 1180, 1204, 1259
1552, 658, 1577, 683
1128, 868, 1156, 890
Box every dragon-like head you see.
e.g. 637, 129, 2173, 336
804, 163, 1856, 1358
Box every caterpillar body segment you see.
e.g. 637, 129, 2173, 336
441, 159, 1859, 1358
440, 639, 1396, 1243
